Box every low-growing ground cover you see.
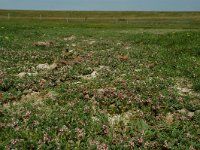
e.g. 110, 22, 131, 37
0, 12, 200, 149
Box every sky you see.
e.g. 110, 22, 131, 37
0, 0, 200, 11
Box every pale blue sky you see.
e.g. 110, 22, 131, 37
0, 0, 200, 11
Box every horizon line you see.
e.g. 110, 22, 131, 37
1, 9, 200, 12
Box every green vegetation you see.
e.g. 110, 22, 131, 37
0, 11, 200, 149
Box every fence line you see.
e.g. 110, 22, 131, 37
0, 15, 135, 23
0, 15, 196, 24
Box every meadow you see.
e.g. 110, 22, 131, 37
0, 10, 200, 149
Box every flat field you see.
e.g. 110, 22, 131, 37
0, 11, 200, 149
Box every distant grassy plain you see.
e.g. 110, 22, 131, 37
0, 10, 200, 149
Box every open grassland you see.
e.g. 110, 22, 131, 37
0, 11, 200, 149
1, 10, 200, 27
1, 10, 200, 18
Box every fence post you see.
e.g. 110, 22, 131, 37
8, 13, 10, 20
40, 14, 42, 20
85, 17, 87, 22
127, 20, 129, 24
114, 18, 118, 24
